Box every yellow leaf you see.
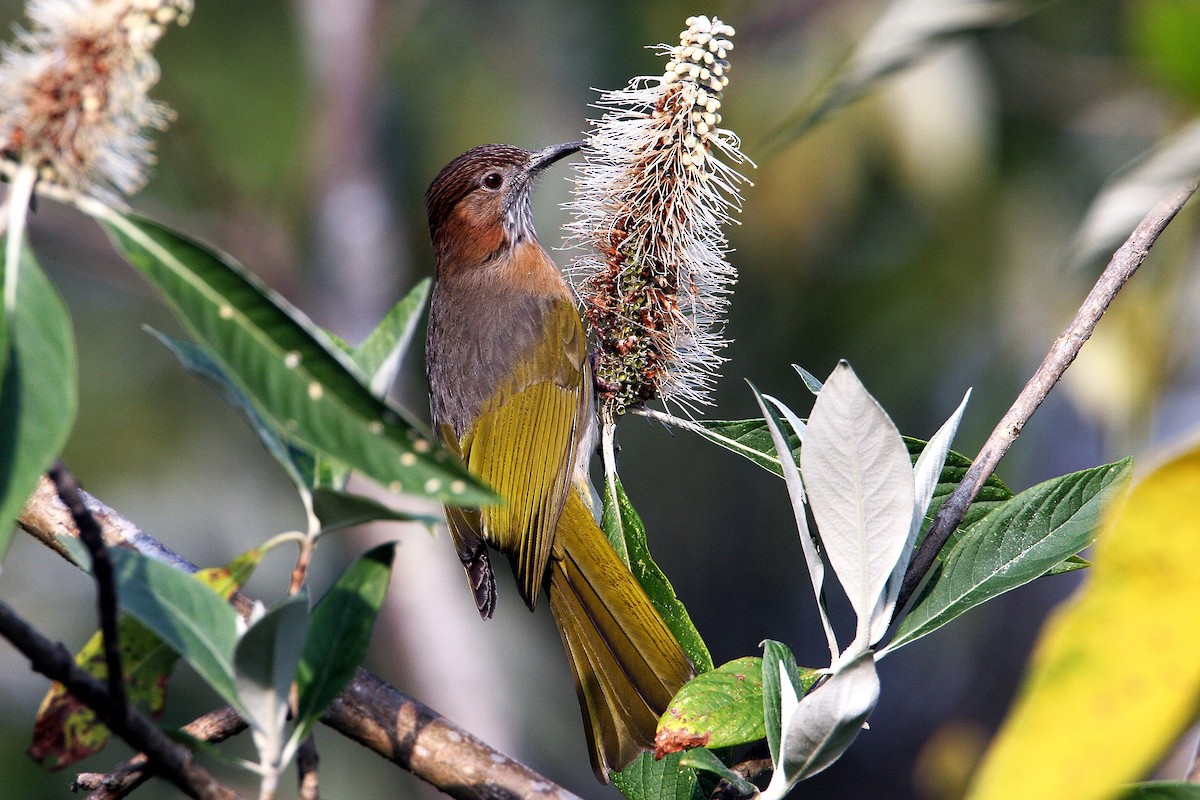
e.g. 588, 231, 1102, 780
967, 445, 1200, 800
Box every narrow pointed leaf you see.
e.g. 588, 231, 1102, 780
966, 448, 1200, 800
311, 487, 438, 534
196, 547, 266, 600
777, 651, 879, 786
761, 640, 804, 766
96, 211, 492, 505
678, 748, 757, 797
656, 657, 765, 755
909, 437, 1013, 535
351, 278, 430, 397
751, 384, 838, 660
601, 475, 712, 672
886, 458, 1133, 654
1044, 554, 1089, 576
800, 363, 914, 644
793, 364, 823, 395
109, 548, 241, 708
148, 329, 310, 491
235, 594, 309, 768
0, 240, 76, 562
295, 542, 395, 735
763, 394, 807, 443
873, 389, 970, 643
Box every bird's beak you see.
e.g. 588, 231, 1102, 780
528, 141, 585, 175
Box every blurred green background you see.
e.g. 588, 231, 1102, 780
3, 0, 1200, 797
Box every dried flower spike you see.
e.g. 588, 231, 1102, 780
0, 0, 192, 201
568, 14, 749, 418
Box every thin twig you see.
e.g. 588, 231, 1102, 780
895, 178, 1200, 617
48, 461, 127, 715
289, 537, 316, 595
19, 476, 583, 800
74, 707, 247, 800
0, 600, 238, 800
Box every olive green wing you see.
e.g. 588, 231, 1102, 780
459, 299, 586, 609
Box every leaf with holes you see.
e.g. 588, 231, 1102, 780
656, 657, 766, 755
96, 210, 493, 506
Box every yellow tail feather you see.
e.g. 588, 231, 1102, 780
548, 490, 695, 781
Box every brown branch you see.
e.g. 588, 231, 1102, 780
47, 461, 127, 714
296, 734, 319, 800
74, 707, 247, 800
0, 600, 238, 800
18, 475, 584, 800
895, 179, 1200, 617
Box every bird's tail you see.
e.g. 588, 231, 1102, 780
547, 490, 696, 781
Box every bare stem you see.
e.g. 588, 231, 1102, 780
0, 600, 238, 799
19, 475, 583, 800
74, 707, 247, 800
895, 179, 1200, 617
288, 537, 316, 595
4, 162, 37, 312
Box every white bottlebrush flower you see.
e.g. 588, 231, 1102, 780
0, 0, 191, 202
568, 14, 750, 418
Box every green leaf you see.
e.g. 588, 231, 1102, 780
694, 419, 798, 477
657, 657, 765, 753
235, 594, 309, 768
1118, 782, 1200, 800
614, 750, 703, 800
907, 437, 1013, 535
966, 448, 1200, 800
678, 748, 757, 797
885, 459, 1134, 654
148, 328, 312, 491
761, 640, 821, 766
28, 547, 262, 770
110, 548, 241, 709
315, 281, 436, 489
96, 210, 493, 506
311, 487, 438, 535
350, 278, 430, 397
601, 474, 712, 673
295, 542, 395, 737
0, 240, 77, 562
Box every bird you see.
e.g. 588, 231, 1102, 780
424, 142, 696, 780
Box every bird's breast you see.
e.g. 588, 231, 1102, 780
426, 247, 579, 438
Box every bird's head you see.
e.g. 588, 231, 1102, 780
424, 141, 582, 272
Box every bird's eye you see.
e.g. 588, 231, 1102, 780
482, 172, 503, 190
